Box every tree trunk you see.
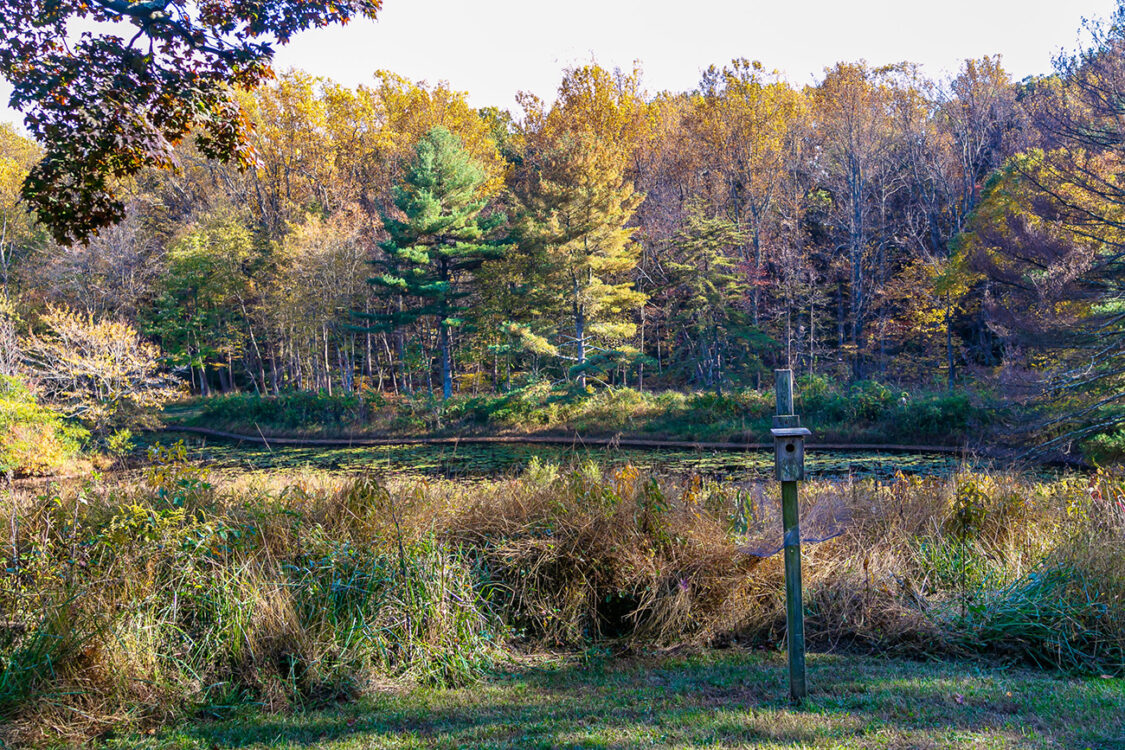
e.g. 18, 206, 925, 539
849, 160, 865, 381
395, 320, 409, 395
837, 283, 846, 374
381, 333, 399, 395
638, 306, 645, 392
809, 285, 817, 376
573, 273, 587, 389
218, 362, 232, 394
439, 321, 453, 401
946, 301, 955, 394
270, 350, 280, 395
323, 326, 333, 396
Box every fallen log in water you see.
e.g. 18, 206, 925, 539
158, 424, 969, 454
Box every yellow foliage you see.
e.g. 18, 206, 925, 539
368, 70, 506, 195
238, 69, 505, 235
521, 63, 649, 167
0, 420, 72, 476
690, 59, 805, 226
21, 306, 181, 434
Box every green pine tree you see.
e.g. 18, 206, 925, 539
355, 126, 504, 400
666, 201, 769, 390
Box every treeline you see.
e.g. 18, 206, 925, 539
0, 12, 1122, 441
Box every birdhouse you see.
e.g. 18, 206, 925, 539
771, 426, 811, 481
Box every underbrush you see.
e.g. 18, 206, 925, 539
1084, 427, 1125, 464
2, 453, 1122, 745
0, 446, 502, 745
0, 374, 87, 476
187, 390, 386, 433
179, 377, 990, 445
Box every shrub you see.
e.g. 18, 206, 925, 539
21, 306, 179, 436
893, 392, 975, 442
446, 462, 760, 646
177, 377, 992, 446
1084, 428, 1125, 464
0, 464, 506, 744
193, 391, 373, 431
0, 374, 86, 476
1, 461, 1123, 744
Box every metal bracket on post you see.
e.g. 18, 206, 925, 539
771, 369, 809, 703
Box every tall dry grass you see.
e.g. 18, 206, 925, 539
1, 448, 1122, 744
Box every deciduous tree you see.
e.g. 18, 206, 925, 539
0, 0, 381, 244
22, 305, 179, 434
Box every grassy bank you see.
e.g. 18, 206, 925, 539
1, 453, 1122, 745
170, 378, 991, 446
107, 651, 1125, 750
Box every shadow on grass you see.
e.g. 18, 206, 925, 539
118, 652, 1125, 749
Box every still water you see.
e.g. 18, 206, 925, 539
154, 431, 975, 480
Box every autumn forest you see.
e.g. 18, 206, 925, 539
4, 2, 1125, 745
1, 10, 1125, 455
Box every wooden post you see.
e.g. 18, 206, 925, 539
781, 477, 806, 701
775, 370, 794, 416
772, 369, 809, 703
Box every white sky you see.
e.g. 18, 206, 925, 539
0, 0, 1119, 127
271, 0, 1116, 107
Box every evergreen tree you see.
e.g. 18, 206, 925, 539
356, 127, 503, 400
519, 135, 646, 386
666, 201, 767, 389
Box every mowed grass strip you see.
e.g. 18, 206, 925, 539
106, 651, 1125, 750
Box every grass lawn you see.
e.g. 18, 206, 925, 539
103, 651, 1124, 750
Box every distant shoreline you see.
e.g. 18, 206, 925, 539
159, 424, 969, 455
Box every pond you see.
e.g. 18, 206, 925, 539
149, 431, 975, 480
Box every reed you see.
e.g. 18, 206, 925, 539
1, 454, 1122, 744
